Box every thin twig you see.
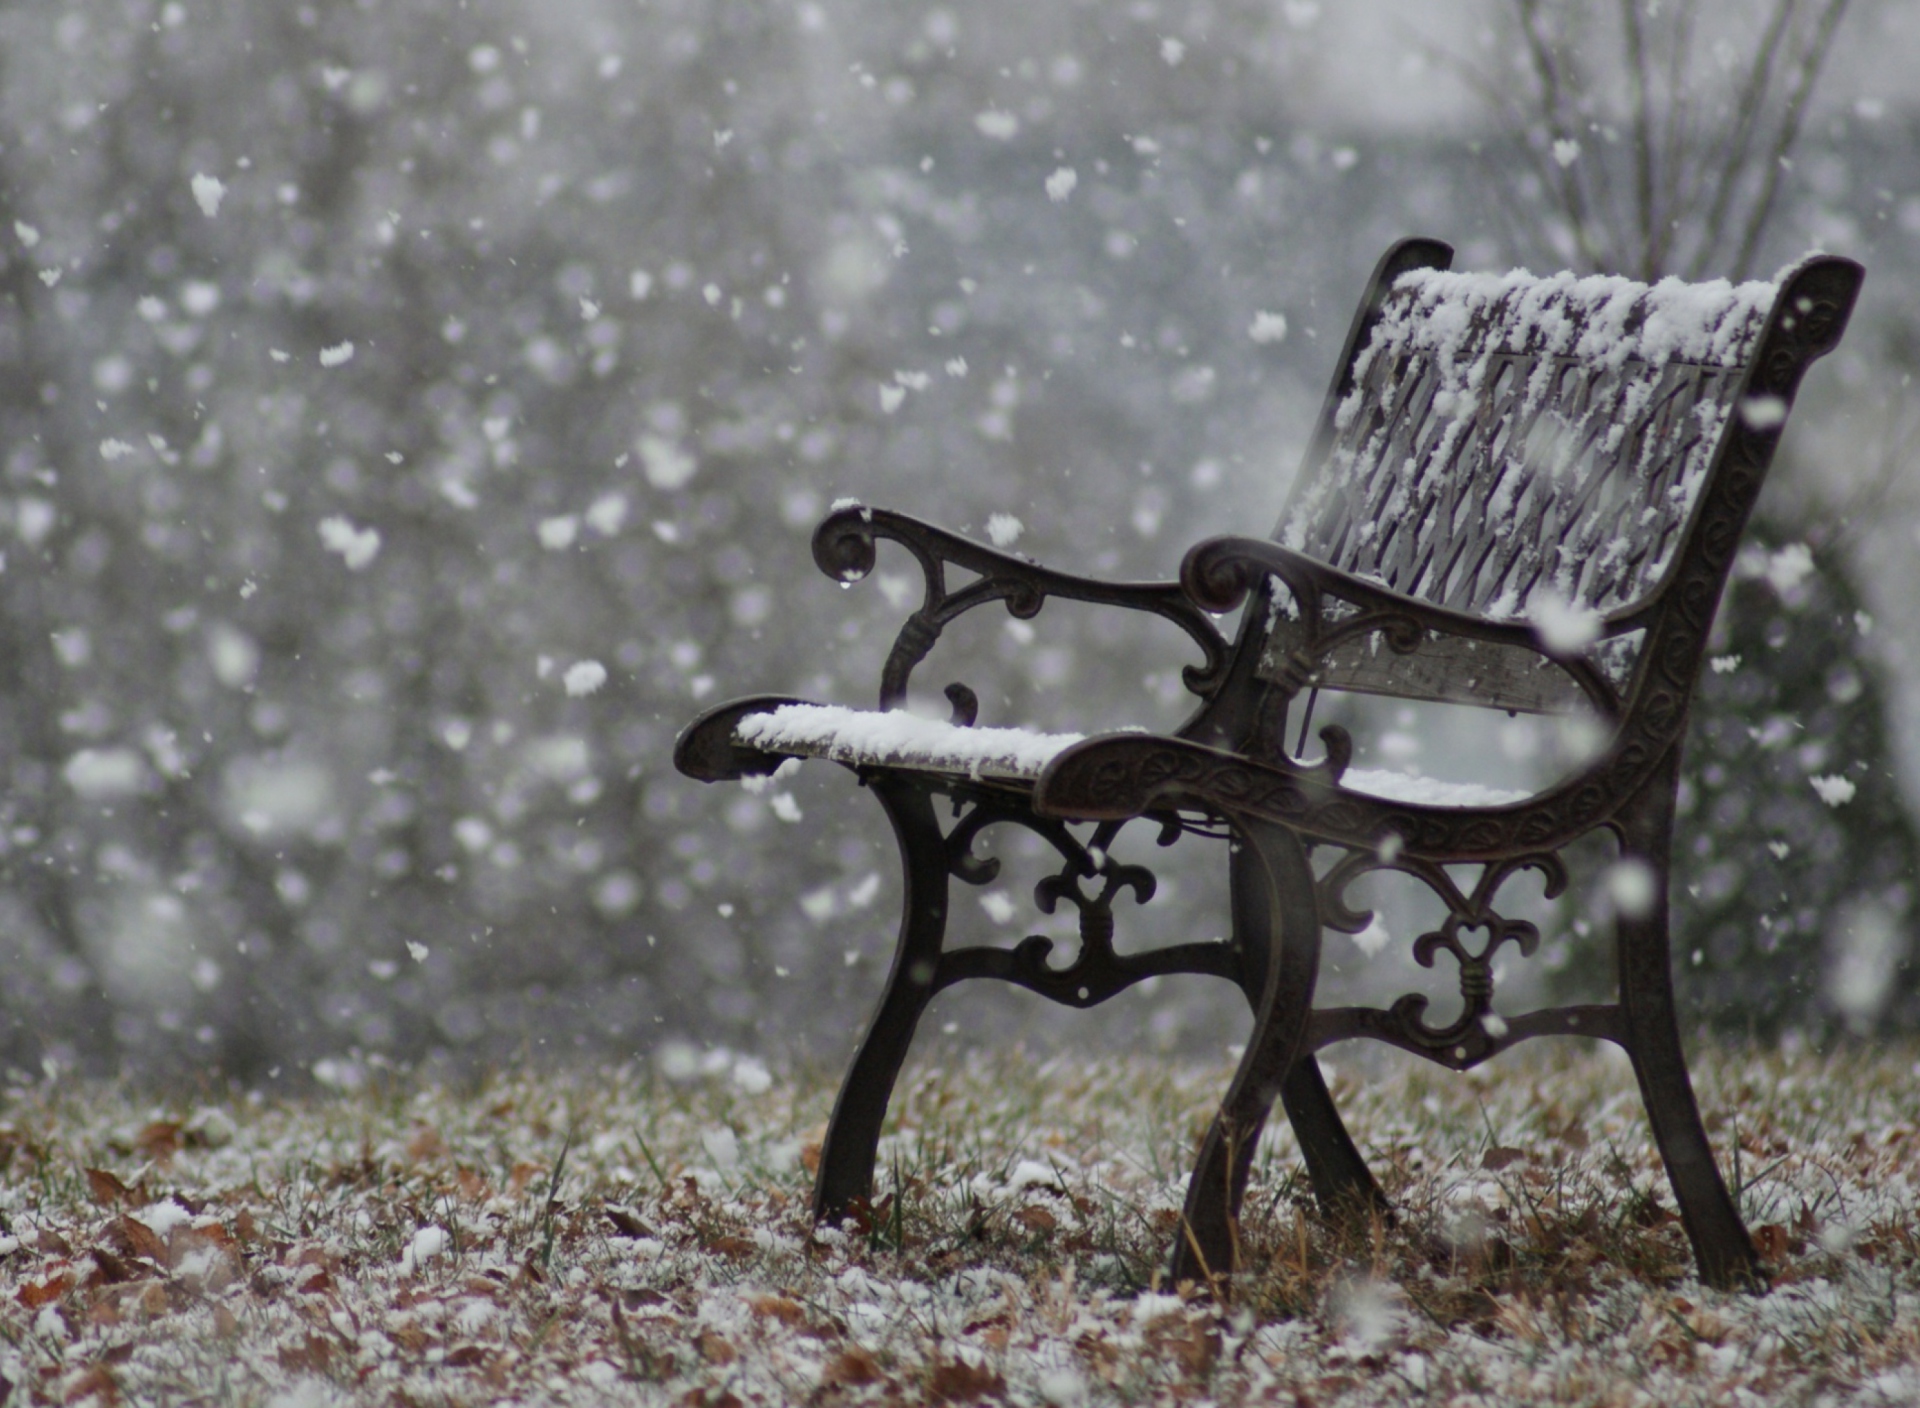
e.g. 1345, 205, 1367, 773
1620, 0, 1658, 277
1730, 0, 1852, 279
1687, 0, 1800, 278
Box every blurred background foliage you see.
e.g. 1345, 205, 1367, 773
0, 0, 1913, 1082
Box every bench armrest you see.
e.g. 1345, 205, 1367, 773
1179, 536, 1625, 718
814, 503, 1231, 712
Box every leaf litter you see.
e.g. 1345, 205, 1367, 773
0, 1043, 1914, 1404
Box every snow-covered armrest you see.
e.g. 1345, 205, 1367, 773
734, 703, 1089, 785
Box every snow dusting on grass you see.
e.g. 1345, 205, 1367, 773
0, 1045, 1914, 1404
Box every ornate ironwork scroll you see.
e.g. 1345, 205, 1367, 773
810, 504, 1231, 715
1304, 848, 1609, 1069
930, 796, 1241, 1007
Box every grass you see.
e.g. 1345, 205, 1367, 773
0, 1041, 1915, 1404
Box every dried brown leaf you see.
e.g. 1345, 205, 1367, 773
133, 1122, 182, 1163
109, 1217, 167, 1267
85, 1168, 132, 1208
822, 1347, 882, 1387
18, 1271, 73, 1309
928, 1355, 1004, 1402
603, 1206, 653, 1239
747, 1294, 804, 1324
1012, 1205, 1058, 1234
62, 1364, 117, 1405
274, 1334, 333, 1374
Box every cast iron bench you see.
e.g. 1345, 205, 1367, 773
677, 237, 1862, 1291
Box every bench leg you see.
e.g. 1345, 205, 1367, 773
1226, 827, 1389, 1224
1615, 767, 1766, 1292
1281, 1056, 1392, 1224
811, 776, 949, 1225
1170, 816, 1322, 1288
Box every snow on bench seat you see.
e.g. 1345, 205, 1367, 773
733, 703, 1532, 808
734, 703, 1085, 784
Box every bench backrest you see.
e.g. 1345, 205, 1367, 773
1255, 239, 1859, 717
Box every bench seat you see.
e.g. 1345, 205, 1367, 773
733, 701, 1532, 808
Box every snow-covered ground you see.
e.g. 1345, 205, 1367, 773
0, 1043, 1915, 1405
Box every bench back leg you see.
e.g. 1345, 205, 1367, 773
811, 775, 951, 1225
1171, 816, 1326, 1288
1615, 752, 1767, 1292
1280, 1055, 1392, 1225
1228, 822, 1391, 1224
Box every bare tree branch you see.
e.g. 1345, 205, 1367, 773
1514, 0, 1608, 268
1652, 0, 1701, 274
1729, 0, 1852, 279
1685, 0, 1801, 278
1620, 0, 1659, 277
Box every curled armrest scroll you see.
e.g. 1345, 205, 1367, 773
1180, 536, 1623, 719
813, 503, 1232, 712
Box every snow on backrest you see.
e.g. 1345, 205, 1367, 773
1278, 267, 1777, 621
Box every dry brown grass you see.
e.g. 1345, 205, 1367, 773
0, 1041, 1915, 1404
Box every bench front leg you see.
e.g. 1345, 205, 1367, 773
1227, 826, 1389, 1224
811, 773, 951, 1225
1171, 815, 1324, 1288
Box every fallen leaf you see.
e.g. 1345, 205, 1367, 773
1753, 1223, 1791, 1261
275, 1334, 333, 1373
18, 1271, 74, 1309
62, 1364, 116, 1405
1013, 1205, 1058, 1234
84, 1248, 135, 1288
697, 1331, 737, 1364
134, 1122, 183, 1162
928, 1356, 1004, 1402
823, 1347, 882, 1387
604, 1207, 653, 1239
747, 1294, 804, 1324
108, 1217, 167, 1267
85, 1169, 133, 1208
1481, 1147, 1527, 1171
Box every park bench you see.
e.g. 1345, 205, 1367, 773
676, 237, 1862, 1292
